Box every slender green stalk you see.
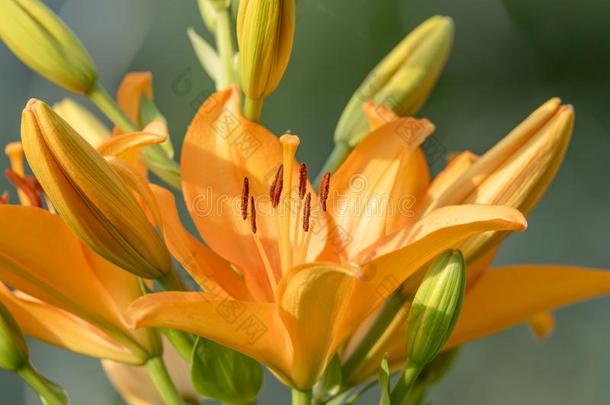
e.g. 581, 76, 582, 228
215, 6, 236, 88
341, 293, 407, 382
243, 96, 264, 121
87, 81, 137, 132
18, 364, 68, 405
315, 142, 352, 186
145, 356, 184, 405
390, 362, 421, 405
162, 327, 195, 361
292, 389, 312, 405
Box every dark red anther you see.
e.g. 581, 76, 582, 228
270, 165, 284, 208
250, 196, 257, 234
319, 172, 331, 212
303, 192, 311, 232
298, 163, 308, 200
241, 177, 249, 220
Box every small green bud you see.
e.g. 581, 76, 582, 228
0, 300, 29, 371
0, 0, 98, 94
406, 250, 465, 367
191, 337, 262, 403
335, 15, 453, 148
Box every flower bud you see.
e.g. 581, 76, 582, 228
237, 0, 295, 101
335, 16, 453, 148
191, 337, 262, 403
406, 250, 465, 367
0, 0, 97, 94
0, 300, 29, 371
21, 99, 173, 279
53, 99, 111, 148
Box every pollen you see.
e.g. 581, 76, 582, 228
298, 163, 308, 200
303, 192, 311, 232
250, 196, 257, 234
241, 177, 249, 220
270, 165, 284, 208
319, 172, 331, 211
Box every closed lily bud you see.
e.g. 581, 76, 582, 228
406, 250, 465, 367
237, 0, 295, 111
0, 300, 29, 371
0, 0, 97, 94
21, 99, 173, 279
335, 16, 453, 148
53, 99, 111, 148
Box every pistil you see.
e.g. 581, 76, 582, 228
279, 134, 300, 273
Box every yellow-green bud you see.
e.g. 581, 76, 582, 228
237, 0, 295, 101
21, 99, 173, 279
0, 301, 29, 371
406, 250, 465, 367
0, 0, 98, 94
335, 15, 453, 148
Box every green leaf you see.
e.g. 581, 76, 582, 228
191, 336, 262, 403
378, 354, 391, 405
314, 354, 343, 402
187, 28, 222, 88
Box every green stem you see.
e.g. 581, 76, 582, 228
87, 81, 137, 132
292, 389, 312, 405
243, 96, 264, 121
162, 327, 195, 361
342, 293, 406, 383
145, 356, 184, 405
314, 142, 352, 186
215, 6, 236, 88
18, 364, 68, 405
158, 268, 188, 292
390, 362, 422, 405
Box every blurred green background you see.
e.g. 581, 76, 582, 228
1, 0, 610, 403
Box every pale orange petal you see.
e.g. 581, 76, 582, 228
448, 265, 610, 347
327, 117, 434, 262
116, 72, 153, 128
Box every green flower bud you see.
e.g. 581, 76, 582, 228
0, 301, 29, 371
335, 15, 453, 148
0, 0, 98, 94
237, 0, 295, 108
406, 250, 465, 367
191, 337, 262, 403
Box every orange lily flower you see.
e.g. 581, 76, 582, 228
126, 87, 527, 389
341, 98, 610, 385
0, 204, 160, 365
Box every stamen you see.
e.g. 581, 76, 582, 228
302, 192, 311, 232
298, 163, 308, 199
5, 169, 40, 207
249, 196, 278, 294
270, 165, 284, 208
250, 196, 257, 234
4, 142, 28, 205
0, 192, 8, 205
241, 177, 249, 220
319, 172, 331, 211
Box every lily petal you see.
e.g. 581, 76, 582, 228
336, 205, 527, 346
448, 265, 610, 347
0, 286, 139, 364
126, 291, 292, 378
150, 184, 254, 301
116, 72, 153, 128
328, 116, 434, 262
276, 262, 356, 388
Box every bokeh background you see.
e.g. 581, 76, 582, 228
1, 0, 610, 403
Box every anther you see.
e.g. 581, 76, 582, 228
303, 192, 311, 232
250, 196, 257, 234
5, 169, 40, 207
319, 172, 331, 211
298, 163, 308, 200
241, 177, 249, 220
0, 192, 8, 205
270, 165, 284, 208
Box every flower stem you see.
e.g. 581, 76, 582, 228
87, 80, 137, 132
341, 292, 406, 382
243, 96, 264, 121
215, 6, 236, 88
18, 364, 68, 405
314, 142, 352, 186
292, 388, 312, 405
145, 356, 184, 405
390, 362, 422, 405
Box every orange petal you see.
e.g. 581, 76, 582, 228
97, 130, 166, 158
335, 204, 527, 347
448, 265, 610, 347
276, 262, 356, 388
0, 286, 140, 364
126, 291, 292, 379
116, 72, 153, 128
182, 88, 326, 292
327, 116, 434, 262
150, 184, 255, 301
